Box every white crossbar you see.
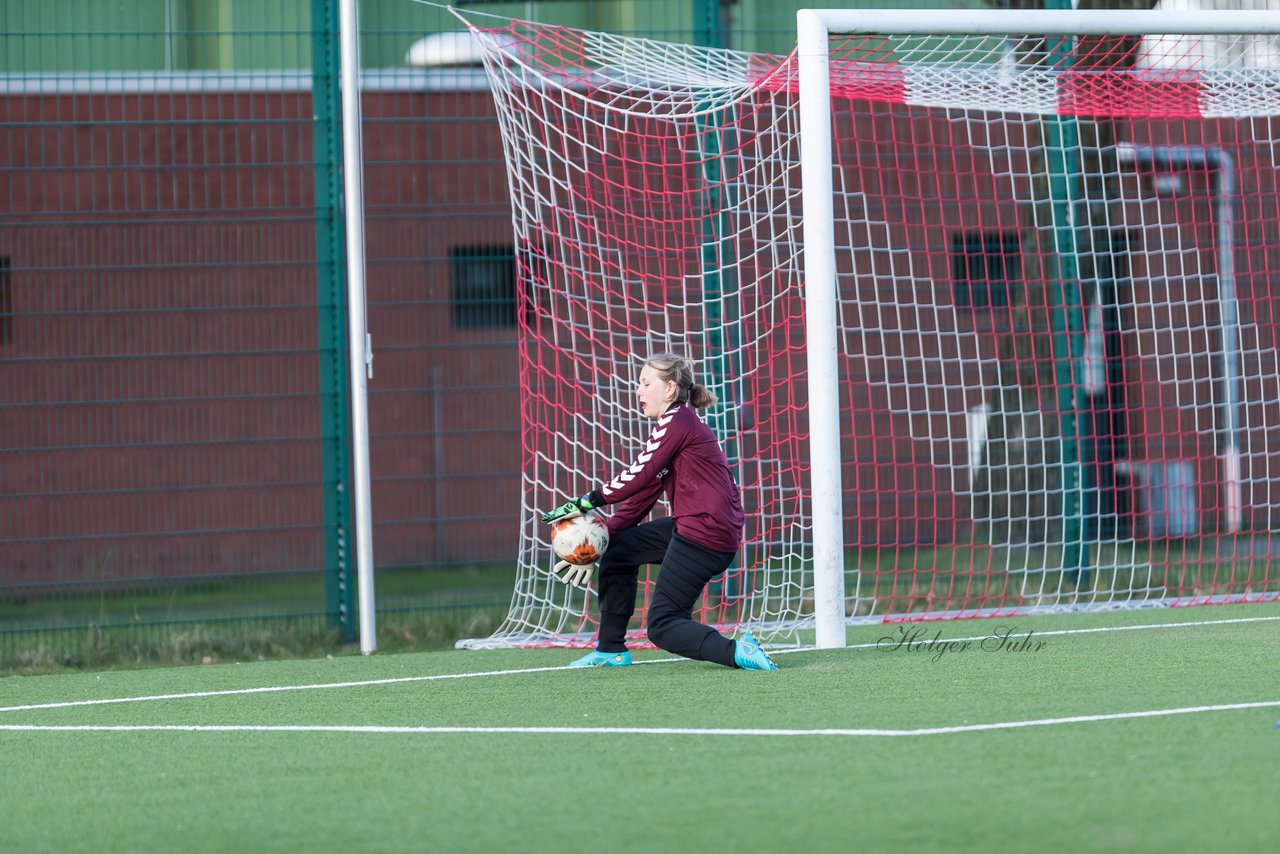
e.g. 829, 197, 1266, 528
805, 9, 1280, 37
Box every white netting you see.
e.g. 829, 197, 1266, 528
458, 14, 1280, 648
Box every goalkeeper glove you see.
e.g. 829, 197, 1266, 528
551, 559, 596, 589
540, 491, 604, 524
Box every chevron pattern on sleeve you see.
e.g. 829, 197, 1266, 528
603, 406, 678, 497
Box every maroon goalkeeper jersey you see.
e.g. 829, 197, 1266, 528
595, 404, 745, 553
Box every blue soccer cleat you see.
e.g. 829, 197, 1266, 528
569, 649, 632, 667
734, 631, 778, 671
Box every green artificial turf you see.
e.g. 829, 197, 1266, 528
2, 603, 1278, 853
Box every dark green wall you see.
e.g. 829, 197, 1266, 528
2, 0, 989, 72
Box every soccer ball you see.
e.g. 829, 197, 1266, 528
550, 512, 609, 565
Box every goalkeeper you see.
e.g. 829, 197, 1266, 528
541, 353, 777, 670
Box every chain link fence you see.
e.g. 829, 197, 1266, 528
3, 0, 1128, 667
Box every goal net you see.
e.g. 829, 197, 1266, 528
456, 9, 1280, 648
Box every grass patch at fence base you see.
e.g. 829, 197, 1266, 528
1, 564, 513, 675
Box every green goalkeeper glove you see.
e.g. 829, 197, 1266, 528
551, 559, 596, 589
539, 491, 604, 524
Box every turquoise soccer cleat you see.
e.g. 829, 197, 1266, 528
734, 631, 778, 671
569, 649, 632, 667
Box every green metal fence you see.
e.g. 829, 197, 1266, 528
1, 0, 990, 667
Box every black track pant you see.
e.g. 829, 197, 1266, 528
594, 517, 738, 668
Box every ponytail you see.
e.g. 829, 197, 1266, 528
688, 383, 717, 410
646, 352, 717, 410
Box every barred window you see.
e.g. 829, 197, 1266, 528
450, 245, 517, 329
950, 231, 1018, 310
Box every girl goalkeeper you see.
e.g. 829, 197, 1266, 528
540, 353, 777, 670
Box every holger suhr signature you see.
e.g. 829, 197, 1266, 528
877, 624, 1048, 662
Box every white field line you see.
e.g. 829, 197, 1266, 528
2, 613, 1277, 715
1, 700, 1278, 737
0, 665, 585, 713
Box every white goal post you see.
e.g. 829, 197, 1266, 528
798, 8, 1280, 648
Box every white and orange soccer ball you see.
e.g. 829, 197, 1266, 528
550, 512, 609, 566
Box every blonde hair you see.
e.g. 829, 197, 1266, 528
646, 352, 717, 410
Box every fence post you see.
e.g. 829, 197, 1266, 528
693, 0, 728, 49
1044, 4, 1089, 592
311, 0, 357, 641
